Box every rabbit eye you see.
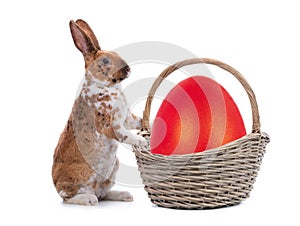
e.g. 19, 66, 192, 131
102, 57, 111, 65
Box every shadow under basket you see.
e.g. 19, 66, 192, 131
132, 58, 270, 209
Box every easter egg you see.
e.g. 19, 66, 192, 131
150, 76, 246, 155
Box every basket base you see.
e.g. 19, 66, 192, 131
149, 196, 244, 210
153, 200, 242, 210
147, 188, 249, 210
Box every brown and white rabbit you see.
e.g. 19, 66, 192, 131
52, 19, 147, 205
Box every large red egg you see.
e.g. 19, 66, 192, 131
150, 76, 246, 155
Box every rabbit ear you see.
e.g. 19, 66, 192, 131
69, 20, 98, 56
75, 19, 101, 50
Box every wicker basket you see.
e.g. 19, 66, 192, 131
132, 58, 270, 209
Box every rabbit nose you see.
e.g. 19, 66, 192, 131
124, 65, 130, 73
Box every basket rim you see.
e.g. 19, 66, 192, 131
134, 132, 270, 159
140, 58, 261, 136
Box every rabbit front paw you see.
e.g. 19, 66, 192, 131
128, 134, 147, 146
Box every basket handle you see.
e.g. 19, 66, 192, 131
140, 58, 261, 135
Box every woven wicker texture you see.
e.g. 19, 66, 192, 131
133, 58, 270, 209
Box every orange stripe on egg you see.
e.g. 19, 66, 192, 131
177, 76, 211, 153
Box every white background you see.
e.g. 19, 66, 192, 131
0, 0, 299, 225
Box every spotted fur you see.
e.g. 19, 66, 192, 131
52, 19, 146, 205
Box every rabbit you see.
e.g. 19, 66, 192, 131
52, 19, 147, 206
